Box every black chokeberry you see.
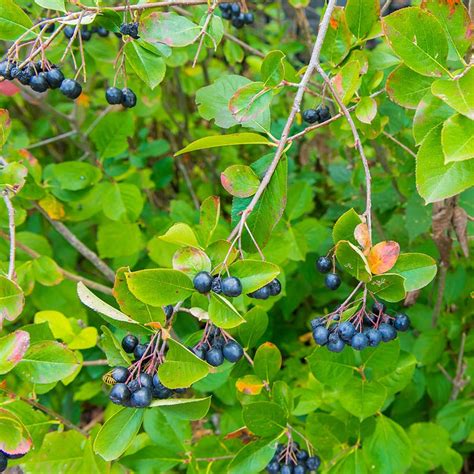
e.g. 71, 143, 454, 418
121, 87, 137, 108
97, 26, 109, 37
243, 12, 254, 24
64, 26, 75, 39
232, 14, 245, 28
268, 278, 282, 296
313, 325, 329, 345
222, 340, 243, 362
302, 108, 320, 124
152, 384, 173, 399
193, 271, 213, 293
16, 68, 32, 85
393, 312, 410, 331
128, 379, 140, 392
372, 301, 386, 315
29, 74, 49, 93
221, 276, 242, 297
318, 105, 331, 122
379, 323, 397, 342
306, 456, 321, 470
138, 373, 154, 389
231, 3, 241, 15
327, 333, 344, 352
105, 86, 123, 104
325, 273, 341, 291
365, 328, 382, 347
219, 2, 231, 11
112, 366, 129, 383
296, 449, 309, 461
193, 346, 206, 360
351, 332, 368, 351
294, 465, 306, 474
81, 26, 92, 41
280, 465, 292, 474
206, 347, 224, 367
0, 452, 7, 472
164, 305, 173, 320
311, 317, 325, 329
266, 461, 279, 474
109, 383, 131, 405
211, 276, 222, 294
122, 334, 138, 353
316, 256, 332, 273
45, 68, 64, 89
134, 343, 148, 359
120, 22, 139, 39
338, 321, 356, 341
60, 78, 82, 99
248, 285, 270, 300
130, 387, 152, 407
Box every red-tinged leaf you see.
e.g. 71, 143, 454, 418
236, 375, 265, 395
0, 330, 30, 375
367, 241, 401, 274
354, 222, 371, 253
0, 408, 32, 456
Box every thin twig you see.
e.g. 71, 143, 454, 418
34, 204, 116, 282
382, 130, 417, 158
25, 130, 78, 150
0, 157, 16, 280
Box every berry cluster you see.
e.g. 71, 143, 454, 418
316, 256, 341, 290
219, 3, 254, 29
266, 443, 321, 474
302, 105, 331, 125
64, 25, 109, 40
105, 86, 137, 108
119, 22, 140, 39
192, 325, 244, 367
0, 451, 25, 473
311, 302, 411, 352
108, 333, 185, 408
193, 271, 281, 300
0, 59, 81, 99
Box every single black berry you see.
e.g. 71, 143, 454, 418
280, 464, 292, 474
223, 340, 243, 362
365, 328, 382, 347
81, 26, 92, 41
60, 78, 82, 99
325, 273, 341, 291
294, 465, 306, 474
120, 22, 139, 39
327, 333, 345, 352
268, 278, 282, 296
45, 68, 64, 89
109, 383, 131, 405
351, 332, 368, 351
221, 9, 232, 20
121, 87, 137, 108
296, 449, 309, 461
193, 271, 213, 293
138, 373, 154, 389
338, 321, 356, 341
221, 276, 242, 297
310, 317, 325, 329
248, 285, 270, 300
112, 366, 129, 383
152, 375, 173, 399
130, 387, 152, 407
206, 347, 224, 367
29, 74, 49, 93
316, 256, 332, 273
134, 343, 148, 359
393, 312, 410, 331
211, 276, 222, 294
306, 455, 321, 470
317, 105, 331, 122
0, 452, 7, 472
122, 334, 138, 353
230, 3, 241, 15
302, 108, 320, 124
64, 25, 75, 39
313, 325, 329, 346
219, 2, 231, 11
97, 26, 109, 37
243, 12, 254, 24
266, 461, 279, 474
16, 68, 33, 85
379, 323, 397, 342
105, 86, 123, 105
232, 13, 245, 28
192, 345, 207, 360
127, 379, 140, 392
164, 305, 173, 320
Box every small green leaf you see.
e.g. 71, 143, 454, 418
254, 342, 281, 382
356, 97, 377, 124
149, 396, 211, 420
172, 247, 211, 276
261, 50, 285, 87
242, 402, 287, 437
90, 113, 135, 159
0, 276, 24, 325
34, 0, 65, 12
158, 339, 210, 388
229, 82, 273, 124
335, 240, 372, 282
196, 196, 220, 247
208, 293, 245, 329
238, 307, 268, 349
0, 408, 32, 456
0, 109, 11, 146
221, 165, 260, 198
0, 330, 30, 375
333, 209, 362, 244
160, 223, 200, 248
229, 259, 280, 293
307, 346, 355, 388
125, 41, 166, 90
391, 253, 437, 291
0, 162, 28, 191
345, 0, 379, 39
102, 182, 144, 222
94, 408, 144, 461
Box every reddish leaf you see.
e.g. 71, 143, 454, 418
367, 241, 400, 274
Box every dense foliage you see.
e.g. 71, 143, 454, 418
0, 0, 473, 472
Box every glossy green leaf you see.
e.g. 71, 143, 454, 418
386, 65, 433, 109
149, 396, 211, 420
221, 165, 260, 198
208, 293, 245, 329
254, 342, 282, 382
242, 402, 287, 437
0, 330, 29, 375
320, 7, 352, 67
102, 182, 144, 222
391, 253, 437, 291
229, 82, 273, 125
229, 259, 280, 293
90, 113, 135, 159
333, 208, 362, 244
0, 408, 32, 456
141, 12, 199, 47
160, 223, 200, 248
335, 240, 372, 282
346, 0, 379, 39
0, 0, 33, 40
172, 246, 211, 276
366, 273, 406, 302
238, 307, 268, 349
441, 114, 474, 162
356, 97, 377, 124
125, 41, 166, 89
339, 378, 387, 420
228, 438, 277, 474
0, 276, 24, 325
261, 50, 285, 87
308, 346, 355, 388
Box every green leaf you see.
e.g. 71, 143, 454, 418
175, 133, 273, 157
94, 408, 144, 461
196, 75, 270, 131
254, 342, 281, 382
333, 208, 362, 244
0, 162, 28, 191
228, 438, 277, 474
141, 12, 200, 47
149, 396, 211, 420
0, 0, 33, 40
416, 126, 474, 203
391, 253, 437, 291
335, 240, 371, 283
45, 162, 102, 191
229, 259, 280, 293
363, 415, 412, 474
332, 60, 362, 104
34, 0, 65, 11
413, 329, 446, 365
366, 273, 406, 302
221, 165, 260, 198
432, 68, 474, 120
120, 447, 181, 473
320, 7, 352, 67
160, 222, 200, 248
383, 7, 449, 77
208, 293, 245, 329
229, 82, 273, 124
436, 399, 474, 443
16, 341, 79, 384
378, 352, 417, 395
307, 346, 355, 388
0, 109, 11, 147
102, 182, 144, 222
90, 113, 135, 159
242, 402, 287, 437
386, 65, 433, 109
441, 113, 474, 162
196, 196, 220, 247
361, 339, 400, 379
0, 276, 24, 325
99, 325, 131, 366
158, 338, 210, 388
331, 449, 368, 474
0, 408, 32, 456
346, 0, 379, 39
143, 409, 190, 449
172, 247, 211, 276
32, 255, 63, 286
261, 50, 285, 87
238, 307, 268, 349
0, 330, 29, 375
34, 310, 74, 342
126, 269, 194, 307
339, 378, 387, 420
125, 41, 166, 89
355, 97, 377, 124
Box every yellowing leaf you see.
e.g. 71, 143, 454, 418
354, 222, 371, 253
236, 375, 265, 395
38, 195, 65, 220
367, 241, 400, 274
